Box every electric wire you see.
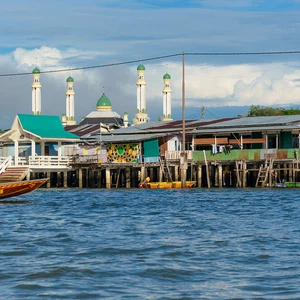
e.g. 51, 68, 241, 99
1, 50, 300, 77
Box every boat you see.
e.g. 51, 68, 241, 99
139, 181, 173, 189
139, 180, 196, 189
0, 178, 48, 199
171, 181, 196, 188
285, 182, 300, 188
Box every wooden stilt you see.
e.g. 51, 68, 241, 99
106, 168, 111, 189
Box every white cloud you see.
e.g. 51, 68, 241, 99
2, 46, 300, 128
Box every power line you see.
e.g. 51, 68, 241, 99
0, 53, 181, 77
186, 50, 300, 56
1, 50, 300, 77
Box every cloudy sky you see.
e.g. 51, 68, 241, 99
1, 0, 300, 128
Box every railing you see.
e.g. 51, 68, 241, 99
29, 156, 72, 167
165, 150, 193, 160
0, 156, 12, 174
17, 157, 28, 165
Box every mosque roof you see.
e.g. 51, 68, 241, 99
137, 64, 145, 71
66, 76, 74, 82
32, 67, 40, 74
97, 93, 111, 107
163, 73, 171, 79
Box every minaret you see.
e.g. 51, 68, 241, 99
64, 76, 76, 125
123, 112, 129, 127
32, 67, 41, 115
162, 73, 172, 121
134, 64, 149, 124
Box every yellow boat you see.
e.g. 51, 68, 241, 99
139, 181, 196, 189
171, 181, 196, 188
139, 181, 173, 189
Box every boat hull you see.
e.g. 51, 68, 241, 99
0, 179, 48, 199
171, 181, 196, 188
139, 181, 196, 189
285, 182, 300, 188
139, 182, 173, 189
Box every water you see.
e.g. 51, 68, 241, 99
0, 188, 299, 299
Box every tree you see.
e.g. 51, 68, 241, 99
247, 105, 284, 117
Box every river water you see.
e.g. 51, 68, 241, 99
0, 188, 299, 299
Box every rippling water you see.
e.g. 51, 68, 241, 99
0, 188, 299, 299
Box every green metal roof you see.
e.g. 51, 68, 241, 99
18, 114, 79, 139
163, 73, 171, 80
32, 67, 40, 74
137, 64, 145, 71
66, 76, 74, 82
97, 93, 111, 107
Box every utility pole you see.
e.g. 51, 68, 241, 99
180, 51, 187, 188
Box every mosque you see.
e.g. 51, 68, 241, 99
30, 64, 173, 128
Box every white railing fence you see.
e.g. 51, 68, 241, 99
165, 150, 193, 160
0, 156, 12, 174
29, 156, 72, 167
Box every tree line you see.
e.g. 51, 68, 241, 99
247, 105, 300, 117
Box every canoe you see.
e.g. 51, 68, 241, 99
285, 182, 300, 188
171, 181, 196, 188
0, 178, 48, 199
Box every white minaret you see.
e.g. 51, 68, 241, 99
134, 64, 149, 124
64, 76, 76, 125
32, 67, 42, 115
162, 73, 172, 121
123, 112, 129, 127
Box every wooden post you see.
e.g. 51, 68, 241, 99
283, 163, 287, 182
159, 165, 163, 182
106, 167, 111, 189
150, 168, 154, 182
197, 164, 202, 188
63, 171, 68, 188
57, 172, 61, 187
218, 164, 223, 187
174, 165, 179, 181
79, 169, 83, 188
47, 172, 51, 188
243, 162, 247, 187
289, 163, 293, 182
97, 170, 101, 188
141, 166, 145, 183
126, 167, 131, 188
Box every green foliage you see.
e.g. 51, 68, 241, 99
247, 105, 300, 117
0, 128, 9, 134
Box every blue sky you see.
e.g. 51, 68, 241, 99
1, 0, 300, 128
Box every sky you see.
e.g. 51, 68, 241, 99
2, 0, 300, 128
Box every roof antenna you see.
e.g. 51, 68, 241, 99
103, 85, 105, 95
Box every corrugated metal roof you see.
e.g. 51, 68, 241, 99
84, 133, 166, 143
198, 115, 300, 129
190, 125, 300, 135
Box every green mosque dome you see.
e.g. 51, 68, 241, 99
97, 93, 111, 107
66, 76, 74, 82
163, 73, 171, 80
32, 67, 40, 74
137, 64, 145, 71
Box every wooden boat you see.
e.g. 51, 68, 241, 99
0, 178, 48, 199
139, 182, 173, 189
139, 181, 196, 189
171, 181, 196, 188
285, 182, 300, 188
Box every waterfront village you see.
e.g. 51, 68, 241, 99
1, 64, 300, 189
